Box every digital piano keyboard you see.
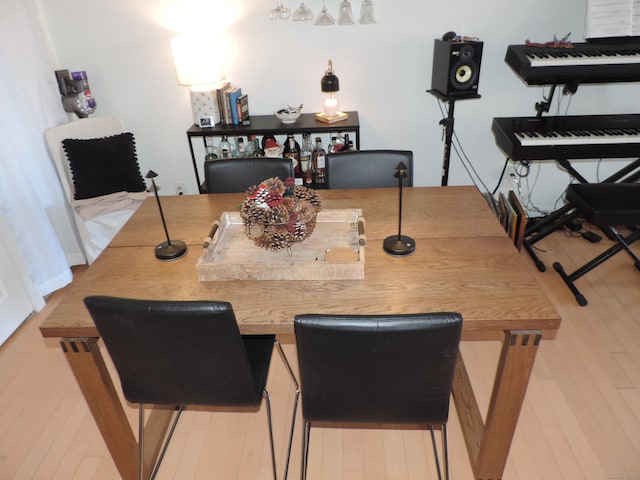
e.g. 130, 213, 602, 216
505, 42, 640, 85
491, 114, 640, 161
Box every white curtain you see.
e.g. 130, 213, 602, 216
0, 0, 82, 299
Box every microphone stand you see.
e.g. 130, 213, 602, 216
146, 170, 187, 261
383, 162, 416, 256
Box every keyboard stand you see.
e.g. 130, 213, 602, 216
522, 157, 640, 272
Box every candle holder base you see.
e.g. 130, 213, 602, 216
155, 240, 188, 261
383, 235, 416, 256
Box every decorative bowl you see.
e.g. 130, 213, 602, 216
275, 110, 302, 124
275, 105, 303, 124
240, 177, 321, 251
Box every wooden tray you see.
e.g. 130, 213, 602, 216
196, 209, 365, 281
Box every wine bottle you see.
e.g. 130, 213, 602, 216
248, 135, 264, 156
283, 134, 302, 184
312, 137, 326, 185
300, 133, 314, 187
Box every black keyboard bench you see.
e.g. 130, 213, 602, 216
553, 183, 640, 306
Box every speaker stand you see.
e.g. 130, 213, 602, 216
428, 90, 480, 186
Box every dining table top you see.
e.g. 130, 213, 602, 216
40, 186, 561, 341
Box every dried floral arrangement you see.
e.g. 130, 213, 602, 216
240, 176, 322, 251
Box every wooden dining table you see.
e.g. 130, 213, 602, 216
40, 186, 561, 480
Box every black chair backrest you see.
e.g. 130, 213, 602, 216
84, 296, 275, 406
294, 313, 462, 424
204, 157, 294, 193
326, 150, 414, 189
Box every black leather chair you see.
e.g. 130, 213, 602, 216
204, 157, 294, 193
326, 150, 413, 189
294, 312, 462, 480
84, 296, 299, 480
553, 183, 640, 306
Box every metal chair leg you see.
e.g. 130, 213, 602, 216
138, 404, 183, 480
262, 390, 278, 480
429, 425, 443, 480
429, 424, 449, 480
301, 421, 311, 480
275, 339, 300, 480
442, 424, 450, 480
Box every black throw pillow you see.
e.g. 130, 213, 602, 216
62, 132, 146, 200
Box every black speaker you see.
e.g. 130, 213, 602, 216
431, 39, 483, 98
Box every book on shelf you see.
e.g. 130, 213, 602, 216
214, 81, 230, 124
228, 87, 243, 124
236, 94, 251, 126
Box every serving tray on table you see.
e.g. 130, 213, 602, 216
196, 208, 365, 281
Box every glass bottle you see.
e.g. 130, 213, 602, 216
283, 134, 302, 183
218, 135, 233, 158
312, 137, 326, 185
300, 133, 314, 187
343, 133, 352, 151
328, 136, 338, 154
204, 137, 218, 161
249, 135, 264, 156
236, 137, 246, 157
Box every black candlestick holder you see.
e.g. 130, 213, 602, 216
383, 162, 416, 256
146, 170, 187, 261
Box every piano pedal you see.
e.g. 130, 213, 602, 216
581, 231, 601, 243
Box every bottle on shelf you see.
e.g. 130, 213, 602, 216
218, 135, 234, 158
312, 137, 326, 186
283, 134, 302, 184
328, 136, 338, 154
342, 133, 352, 152
300, 133, 314, 187
204, 137, 218, 161
236, 137, 246, 157
248, 135, 264, 156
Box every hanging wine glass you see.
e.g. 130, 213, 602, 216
269, 1, 291, 20
337, 0, 355, 25
293, 2, 314, 21
359, 0, 376, 24
314, 0, 335, 25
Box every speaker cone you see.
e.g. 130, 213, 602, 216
451, 61, 477, 89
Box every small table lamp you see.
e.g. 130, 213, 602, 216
315, 60, 348, 124
170, 35, 225, 127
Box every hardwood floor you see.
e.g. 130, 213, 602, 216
0, 229, 638, 479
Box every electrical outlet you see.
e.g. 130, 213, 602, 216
175, 183, 185, 195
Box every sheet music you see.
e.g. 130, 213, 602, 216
585, 0, 640, 38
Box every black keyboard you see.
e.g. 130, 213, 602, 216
505, 42, 640, 85
492, 114, 640, 161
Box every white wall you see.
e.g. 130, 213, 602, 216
39, 0, 640, 213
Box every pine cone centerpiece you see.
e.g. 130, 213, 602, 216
240, 177, 321, 251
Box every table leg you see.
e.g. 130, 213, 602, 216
453, 330, 541, 480
61, 338, 175, 480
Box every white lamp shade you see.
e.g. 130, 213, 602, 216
170, 35, 224, 86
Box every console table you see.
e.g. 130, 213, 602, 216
186, 111, 360, 192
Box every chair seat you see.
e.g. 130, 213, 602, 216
567, 183, 640, 226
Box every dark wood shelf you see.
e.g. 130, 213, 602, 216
186, 111, 360, 193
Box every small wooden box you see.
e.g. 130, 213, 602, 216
196, 209, 365, 281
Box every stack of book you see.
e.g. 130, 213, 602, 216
212, 82, 251, 126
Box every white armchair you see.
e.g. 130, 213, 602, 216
45, 117, 148, 264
